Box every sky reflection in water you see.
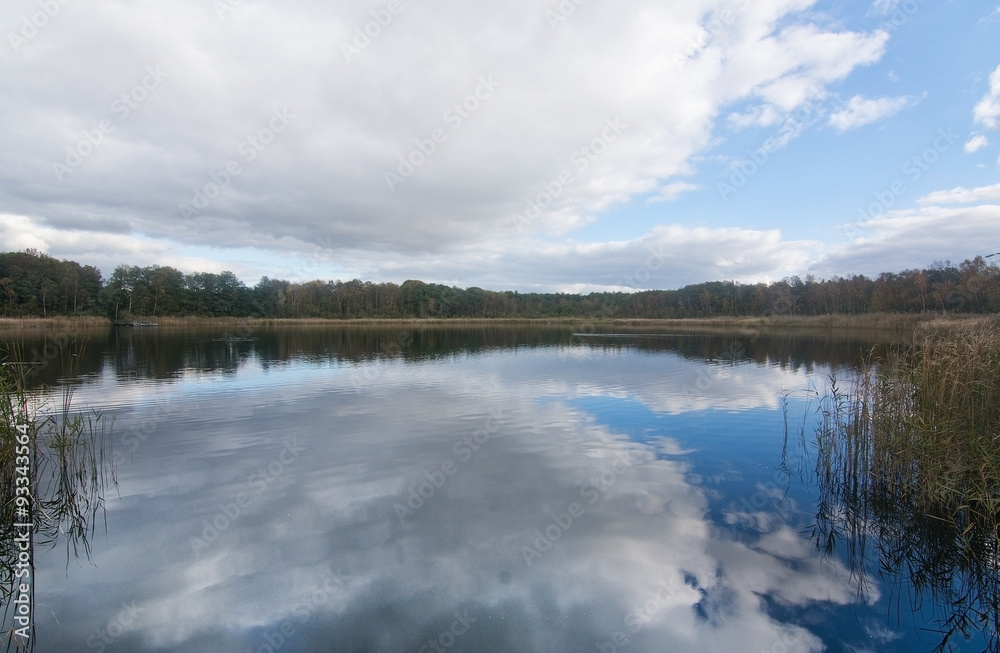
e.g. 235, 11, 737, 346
23, 328, 963, 652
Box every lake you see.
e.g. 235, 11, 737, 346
3, 323, 994, 652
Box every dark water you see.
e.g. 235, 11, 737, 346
2, 324, 993, 652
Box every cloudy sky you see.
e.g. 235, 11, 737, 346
2, 0, 999, 292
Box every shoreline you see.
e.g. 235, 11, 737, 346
0, 313, 994, 332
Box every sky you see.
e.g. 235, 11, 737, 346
1, 0, 999, 293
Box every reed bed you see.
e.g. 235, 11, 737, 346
814, 317, 1000, 652
0, 316, 110, 331
0, 312, 990, 332
146, 316, 586, 327
856, 317, 1000, 522
655, 312, 990, 331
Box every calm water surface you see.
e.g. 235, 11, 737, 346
4, 324, 990, 652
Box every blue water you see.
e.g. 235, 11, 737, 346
6, 326, 988, 652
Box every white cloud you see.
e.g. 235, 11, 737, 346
863, 621, 903, 644
20, 1, 988, 294
828, 94, 913, 132
726, 104, 783, 130
7, 180, 994, 294
0, 0, 891, 283
2, 209, 819, 291
965, 134, 989, 153
648, 180, 699, 203
51, 355, 860, 652
328, 223, 818, 293
974, 64, 1000, 130
917, 182, 1000, 205
0, 213, 264, 280
813, 203, 1000, 277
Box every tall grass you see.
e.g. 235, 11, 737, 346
147, 316, 581, 327
1, 312, 990, 333
647, 312, 991, 331
0, 316, 110, 331
814, 317, 1000, 652
0, 341, 116, 652
0, 350, 31, 601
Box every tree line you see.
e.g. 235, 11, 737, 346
1, 249, 998, 320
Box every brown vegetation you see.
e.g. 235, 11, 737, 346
0, 312, 993, 333
814, 317, 1000, 651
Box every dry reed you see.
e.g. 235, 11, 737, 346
814, 317, 1000, 651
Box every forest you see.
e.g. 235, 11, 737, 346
1, 248, 998, 320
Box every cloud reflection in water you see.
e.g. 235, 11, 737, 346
37, 343, 858, 652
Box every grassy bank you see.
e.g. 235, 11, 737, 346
814, 317, 1000, 650
0, 316, 110, 330
0, 312, 992, 332
614, 312, 993, 331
